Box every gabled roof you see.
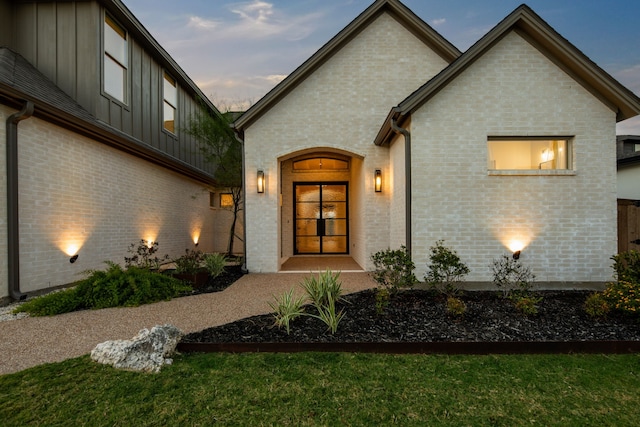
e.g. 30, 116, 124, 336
233, 0, 461, 135
375, 4, 640, 146
0, 47, 215, 185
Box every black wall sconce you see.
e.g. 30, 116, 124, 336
374, 169, 382, 192
257, 170, 265, 193
70, 254, 79, 263
512, 250, 521, 260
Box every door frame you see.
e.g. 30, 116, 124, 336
293, 181, 349, 255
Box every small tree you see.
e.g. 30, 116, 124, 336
185, 103, 243, 256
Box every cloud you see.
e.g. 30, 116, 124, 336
184, 1, 324, 42
187, 16, 219, 30
430, 18, 446, 26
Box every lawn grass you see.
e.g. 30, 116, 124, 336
1, 352, 638, 426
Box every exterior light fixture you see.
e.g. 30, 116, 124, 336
512, 250, 521, 260
374, 169, 382, 192
257, 170, 265, 193
70, 254, 79, 263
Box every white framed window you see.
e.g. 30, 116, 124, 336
104, 15, 128, 103
487, 138, 572, 172
163, 72, 177, 133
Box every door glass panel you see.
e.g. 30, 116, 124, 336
321, 185, 347, 201
296, 219, 317, 236
325, 219, 347, 236
296, 185, 320, 202
296, 237, 320, 253
322, 202, 346, 220
322, 236, 347, 253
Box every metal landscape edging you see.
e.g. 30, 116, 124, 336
178, 340, 640, 355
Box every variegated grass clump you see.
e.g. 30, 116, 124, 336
269, 270, 345, 335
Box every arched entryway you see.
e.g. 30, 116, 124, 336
278, 149, 364, 271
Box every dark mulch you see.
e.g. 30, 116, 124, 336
180, 265, 245, 296
183, 289, 640, 344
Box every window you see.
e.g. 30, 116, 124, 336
635, 144, 640, 153
487, 138, 571, 171
220, 193, 234, 208
163, 72, 177, 133
293, 157, 349, 171
209, 192, 215, 208
104, 15, 127, 103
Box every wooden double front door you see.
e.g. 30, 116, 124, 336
294, 183, 348, 254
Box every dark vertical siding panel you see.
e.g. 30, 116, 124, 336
75, 2, 99, 117
131, 42, 143, 140
141, 51, 152, 144
56, 2, 77, 99
14, 4, 37, 64
149, 63, 160, 149
36, 2, 57, 81
0, 1, 14, 47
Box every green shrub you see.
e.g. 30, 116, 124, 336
424, 240, 470, 296
511, 294, 542, 316
174, 249, 204, 274
446, 296, 467, 318
611, 250, 640, 283
370, 246, 417, 294
124, 240, 169, 270
15, 262, 191, 316
268, 289, 306, 335
204, 253, 227, 279
491, 255, 536, 298
375, 288, 390, 315
603, 281, 639, 316
13, 288, 81, 317
584, 292, 610, 318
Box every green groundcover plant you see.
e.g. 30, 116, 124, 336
14, 262, 191, 317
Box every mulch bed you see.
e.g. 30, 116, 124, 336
181, 289, 640, 353
179, 265, 245, 296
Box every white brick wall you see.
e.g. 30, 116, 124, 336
408, 32, 617, 283
243, 12, 449, 272
1, 105, 224, 298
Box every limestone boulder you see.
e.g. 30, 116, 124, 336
91, 324, 183, 373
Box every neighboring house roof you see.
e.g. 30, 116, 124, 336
374, 4, 640, 146
232, 0, 461, 134
617, 135, 640, 168
0, 47, 215, 184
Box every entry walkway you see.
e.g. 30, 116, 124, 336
0, 272, 375, 375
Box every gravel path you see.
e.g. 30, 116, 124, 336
0, 273, 376, 375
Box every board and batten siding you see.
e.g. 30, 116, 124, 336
9, 0, 212, 176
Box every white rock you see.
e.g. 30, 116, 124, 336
91, 324, 182, 373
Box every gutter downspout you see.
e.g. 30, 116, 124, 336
6, 101, 34, 301
390, 117, 411, 256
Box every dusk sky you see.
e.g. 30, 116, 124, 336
122, 0, 640, 134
